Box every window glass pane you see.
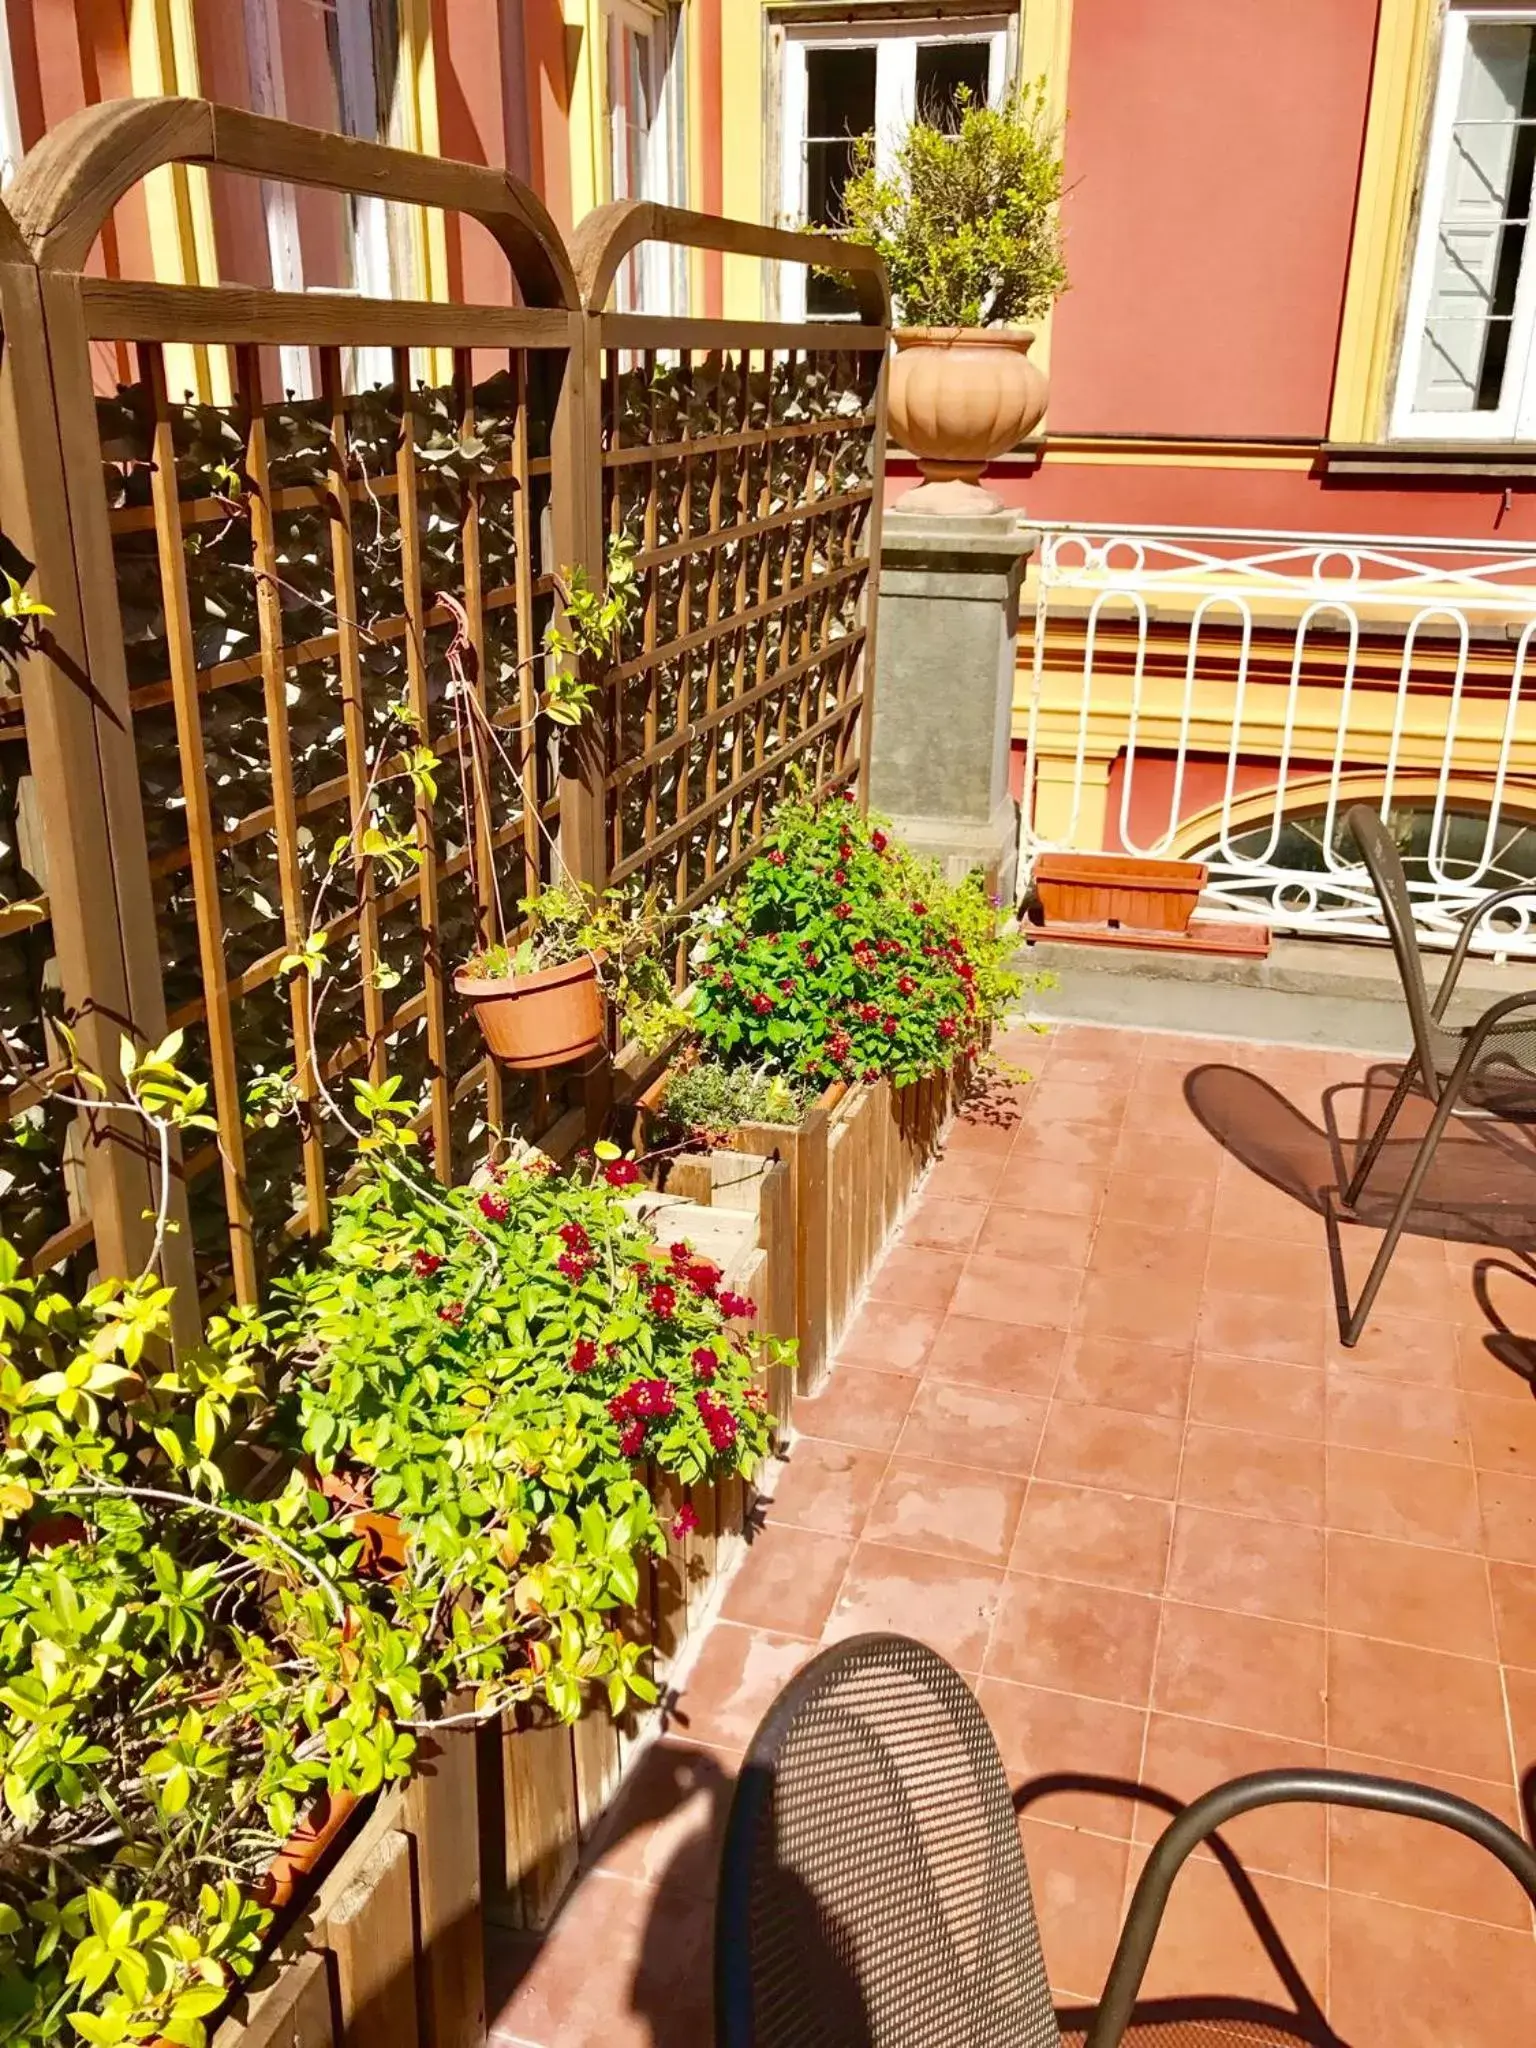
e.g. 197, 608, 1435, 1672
915, 40, 992, 128
1415, 21, 1536, 413
803, 46, 875, 312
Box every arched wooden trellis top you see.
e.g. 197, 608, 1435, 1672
5, 97, 578, 310
569, 201, 890, 328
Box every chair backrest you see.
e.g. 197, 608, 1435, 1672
715, 1634, 1061, 2048
1346, 805, 1442, 1088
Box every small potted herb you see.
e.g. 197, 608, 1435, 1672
455, 882, 679, 1069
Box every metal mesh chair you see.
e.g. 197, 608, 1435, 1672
1337, 804, 1536, 1344
715, 1634, 1536, 2048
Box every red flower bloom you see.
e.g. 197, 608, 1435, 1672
685, 1259, 721, 1299
649, 1282, 678, 1319
558, 1222, 591, 1252
619, 1420, 646, 1457
719, 972, 735, 989
870, 830, 888, 853
910, 900, 928, 916
833, 868, 848, 886
438, 1300, 466, 1325
751, 992, 774, 1015
570, 1337, 598, 1374
603, 1158, 642, 1188
556, 1251, 590, 1283
938, 1018, 958, 1040
841, 789, 857, 802
611, 1378, 675, 1422
412, 1250, 443, 1278
671, 1504, 700, 1540
691, 1345, 719, 1381
958, 961, 976, 982
833, 903, 853, 920
669, 1240, 693, 1263
478, 1189, 509, 1223
860, 1003, 880, 1023
863, 1067, 880, 1083
695, 1390, 739, 1451
718, 1290, 756, 1322
767, 848, 786, 866
827, 1030, 851, 1063
898, 975, 916, 997
881, 1015, 898, 1037
778, 977, 795, 994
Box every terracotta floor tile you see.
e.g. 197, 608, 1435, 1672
1479, 1467, 1536, 1564
1012, 1118, 1121, 1172
1179, 1425, 1326, 1526
1090, 1218, 1210, 1285
1507, 1664, 1536, 1771
1326, 1530, 1497, 1660
1035, 1401, 1185, 1500
863, 1453, 1027, 1564
978, 1676, 1146, 1838
1323, 1309, 1462, 1385
823, 1540, 1003, 1672
1123, 1847, 1328, 2008
720, 1524, 854, 1639
1330, 1229, 1468, 1324
1455, 1323, 1536, 1402
1324, 1376, 1471, 1464
1211, 1173, 1328, 1245
1328, 1890, 1536, 2048
1121, 1083, 1203, 1140
1166, 1505, 1326, 1626
1325, 1633, 1511, 1779
1197, 1288, 1328, 1369
1190, 1354, 1326, 1441
894, 1377, 1048, 1476
1017, 1819, 1131, 2003
1205, 1234, 1330, 1299
1325, 1747, 1532, 1930
1465, 1388, 1536, 1475
1054, 1333, 1193, 1419
922, 1313, 1066, 1397
922, 1150, 1009, 1203
867, 1244, 966, 1312
591, 1738, 734, 1897
1009, 1480, 1173, 1594
1134, 1714, 1327, 1883
985, 1572, 1161, 1705
834, 1300, 944, 1374
1152, 1603, 1327, 1741
1099, 1170, 1216, 1234
1325, 1445, 1483, 1551
764, 1437, 888, 1539
667, 1624, 817, 1752
944, 1117, 1017, 1157
1040, 1049, 1142, 1090
1022, 1078, 1131, 1128
974, 1204, 1097, 1269
952, 1254, 1083, 1330
794, 1365, 917, 1453
1489, 1558, 1536, 1668
989, 1156, 1105, 1217
900, 1196, 986, 1254
1075, 1270, 1204, 1349
1113, 1125, 1224, 1183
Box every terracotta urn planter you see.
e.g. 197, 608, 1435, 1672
455, 952, 605, 1069
888, 328, 1048, 493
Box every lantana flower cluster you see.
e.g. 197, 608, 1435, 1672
688, 795, 1020, 1088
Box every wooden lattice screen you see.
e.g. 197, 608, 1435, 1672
0, 109, 889, 1315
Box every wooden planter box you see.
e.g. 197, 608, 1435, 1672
1033, 853, 1207, 934
210, 1724, 484, 2048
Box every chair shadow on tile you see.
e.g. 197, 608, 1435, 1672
1471, 1255, 1536, 1390
1016, 1772, 1344, 2048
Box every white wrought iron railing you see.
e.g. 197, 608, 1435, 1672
1018, 521, 1536, 957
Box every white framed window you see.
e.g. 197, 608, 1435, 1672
0, 1, 23, 190
607, 2, 688, 313
1394, 4, 1536, 439
778, 17, 1012, 319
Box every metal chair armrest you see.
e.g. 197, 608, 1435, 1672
1432, 887, 1536, 1021
1084, 1768, 1536, 2048
1447, 984, 1536, 1071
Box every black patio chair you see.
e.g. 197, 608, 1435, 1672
715, 1634, 1536, 2048
1335, 803, 1536, 1345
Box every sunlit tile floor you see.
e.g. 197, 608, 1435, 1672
490, 1020, 1536, 2048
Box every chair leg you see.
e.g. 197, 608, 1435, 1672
1342, 1054, 1420, 1210
1339, 1072, 1464, 1347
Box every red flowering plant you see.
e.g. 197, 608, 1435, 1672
687, 794, 1021, 1089
271, 1120, 776, 1725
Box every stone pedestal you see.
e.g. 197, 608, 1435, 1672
869, 508, 1038, 904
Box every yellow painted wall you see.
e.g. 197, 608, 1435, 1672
720, 0, 766, 317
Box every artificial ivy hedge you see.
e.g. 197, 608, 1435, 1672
0, 1094, 772, 2048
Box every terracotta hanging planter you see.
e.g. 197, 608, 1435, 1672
888, 328, 1049, 492
454, 952, 606, 1069
1033, 853, 1208, 934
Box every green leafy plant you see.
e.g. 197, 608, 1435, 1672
687, 795, 1023, 1087
832, 82, 1067, 326
655, 1057, 810, 1145
543, 534, 639, 725
460, 882, 685, 1052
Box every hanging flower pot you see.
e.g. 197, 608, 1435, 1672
454, 951, 606, 1069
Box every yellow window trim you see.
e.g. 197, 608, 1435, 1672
1329, 0, 1441, 445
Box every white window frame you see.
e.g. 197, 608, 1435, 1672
777, 17, 1012, 320
1393, 3, 1536, 441
0, 1, 23, 190
607, 2, 689, 313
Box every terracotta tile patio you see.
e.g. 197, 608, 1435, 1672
489, 1020, 1536, 2048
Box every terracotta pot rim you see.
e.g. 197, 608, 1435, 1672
453, 950, 603, 1001
893, 326, 1036, 351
